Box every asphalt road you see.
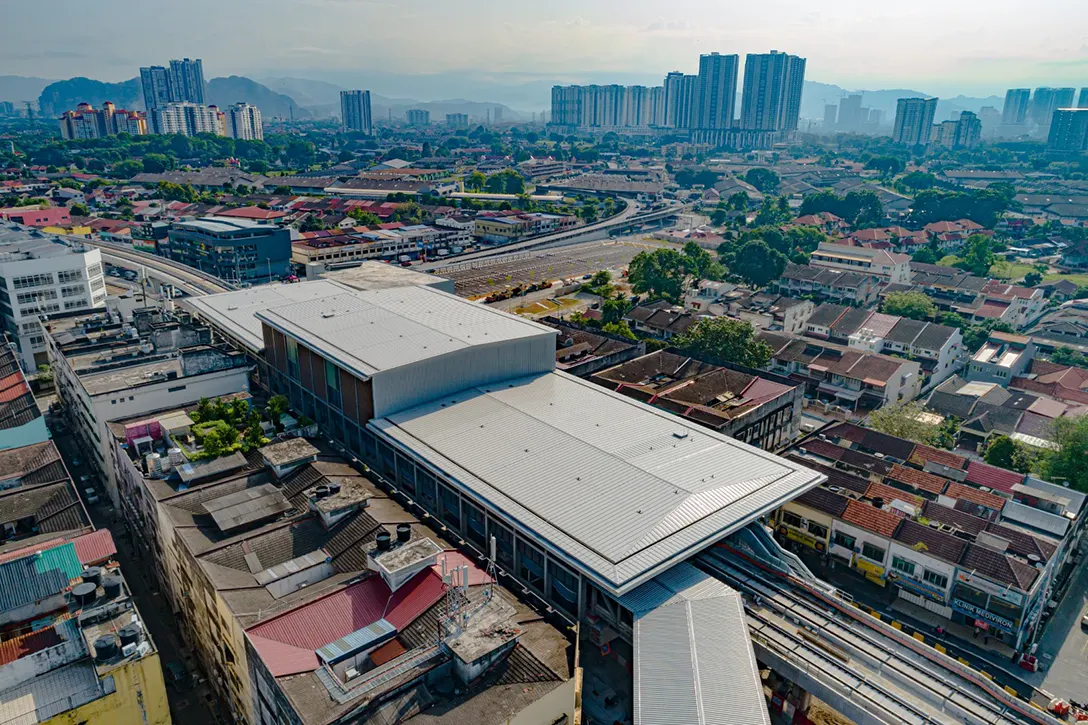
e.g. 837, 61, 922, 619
1023, 548, 1088, 702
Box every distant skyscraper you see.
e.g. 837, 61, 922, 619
868, 109, 883, 126
823, 104, 837, 129
227, 103, 262, 141
1002, 89, 1031, 125
1048, 109, 1088, 151
340, 90, 373, 134
837, 94, 864, 132
406, 109, 430, 126
739, 51, 806, 132
954, 111, 982, 149
664, 71, 697, 129
1079, 88, 1088, 109
445, 113, 469, 128
892, 97, 938, 145
693, 53, 739, 130
168, 59, 205, 104
493, 106, 503, 123
1030, 88, 1075, 127
648, 86, 666, 127
139, 66, 173, 111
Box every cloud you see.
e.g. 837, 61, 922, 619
643, 18, 691, 33
285, 46, 340, 56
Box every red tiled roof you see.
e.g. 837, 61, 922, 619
247, 569, 443, 675
0, 371, 30, 403
72, 529, 116, 565
841, 500, 902, 538
433, 551, 489, 586
887, 465, 947, 496
215, 206, 286, 220
0, 627, 62, 666
965, 460, 1022, 495
909, 444, 967, 470
945, 482, 1006, 511
975, 300, 1010, 318
865, 481, 923, 508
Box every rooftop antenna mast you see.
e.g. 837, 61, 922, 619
485, 535, 497, 603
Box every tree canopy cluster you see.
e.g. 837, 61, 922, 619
797, 189, 884, 229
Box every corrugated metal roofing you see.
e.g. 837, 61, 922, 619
374, 371, 822, 595
632, 563, 769, 725
256, 282, 555, 378
247, 568, 443, 674
72, 529, 116, 565
0, 543, 79, 611
316, 618, 395, 663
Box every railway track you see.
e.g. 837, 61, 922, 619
698, 549, 1059, 725
80, 239, 235, 296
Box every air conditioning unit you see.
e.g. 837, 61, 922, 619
345, 667, 359, 681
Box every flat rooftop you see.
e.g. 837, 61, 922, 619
174, 216, 280, 234
185, 263, 456, 353
372, 371, 823, 595
0, 223, 93, 262
257, 282, 554, 379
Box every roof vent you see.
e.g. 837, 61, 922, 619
672, 431, 689, 440
321, 310, 336, 318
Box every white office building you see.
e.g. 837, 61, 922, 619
150, 102, 226, 136
227, 102, 263, 141
892, 97, 939, 145
0, 223, 106, 369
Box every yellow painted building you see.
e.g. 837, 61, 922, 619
43, 653, 171, 725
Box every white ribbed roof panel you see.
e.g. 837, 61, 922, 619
632, 563, 769, 725
372, 371, 822, 594
257, 283, 555, 378
185, 279, 348, 352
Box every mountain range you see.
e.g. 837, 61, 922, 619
2, 72, 1005, 126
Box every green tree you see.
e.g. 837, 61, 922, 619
601, 296, 632, 325
485, 169, 525, 194
1037, 416, 1088, 492
912, 247, 940, 264
675, 317, 773, 368
962, 320, 1014, 351
69, 202, 89, 217
141, 153, 174, 173
347, 208, 382, 225
627, 248, 688, 302
266, 394, 289, 431
733, 240, 787, 288
727, 192, 750, 211
710, 208, 729, 226
681, 241, 724, 281
984, 435, 1020, 470
113, 159, 143, 177
465, 171, 487, 191
866, 402, 941, 445
1023, 271, 1043, 286
744, 168, 780, 193
939, 312, 966, 329
865, 156, 905, 176
201, 429, 225, 458
273, 185, 293, 195
1050, 346, 1088, 368
601, 321, 637, 340
896, 171, 938, 193
955, 234, 996, 276
882, 290, 937, 320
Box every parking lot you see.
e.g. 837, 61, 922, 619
437, 239, 656, 298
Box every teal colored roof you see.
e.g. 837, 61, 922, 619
0, 543, 80, 612
35, 543, 83, 581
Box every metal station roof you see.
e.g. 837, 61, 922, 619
631, 562, 769, 725
372, 371, 822, 595
257, 283, 554, 379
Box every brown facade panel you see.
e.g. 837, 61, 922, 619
357, 378, 375, 422
312, 351, 327, 402
270, 328, 287, 374
299, 346, 315, 392
341, 369, 360, 423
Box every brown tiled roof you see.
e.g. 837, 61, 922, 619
894, 520, 968, 565
985, 523, 1058, 562
799, 439, 845, 461
945, 482, 1006, 511
842, 500, 902, 538
909, 444, 967, 470
840, 448, 894, 476
0, 626, 62, 666
960, 544, 1039, 591
865, 481, 923, 508
921, 501, 988, 535
887, 465, 948, 496
795, 487, 849, 517
784, 455, 870, 495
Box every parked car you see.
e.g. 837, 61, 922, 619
84, 488, 99, 505
1082, 609, 1088, 629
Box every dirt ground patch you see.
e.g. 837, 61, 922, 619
806, 699, 856, 725
512, 297, 581, 316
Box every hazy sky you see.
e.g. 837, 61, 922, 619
3, 0, 1086, 96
